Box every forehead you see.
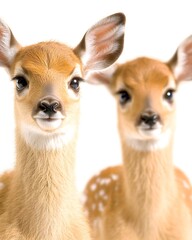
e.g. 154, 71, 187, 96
113, 57, 175, 90
12, 42, 81, 77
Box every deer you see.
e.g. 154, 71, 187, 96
0, 12, 125, 239
83, 35, 192, 240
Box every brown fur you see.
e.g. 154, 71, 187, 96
0, 171, 13, 215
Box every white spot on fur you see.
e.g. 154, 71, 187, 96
99, 189, 105, 197
183, 180, 190, 189
98, 202, 104, 212
90, 183, 97, 191
111, 174, 119, 181
100, 178, 111, 185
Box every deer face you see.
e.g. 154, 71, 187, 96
110, 58, 177, 149
0, 13, 126, 149
88, 34, 192, 151
12, 42, 82, 135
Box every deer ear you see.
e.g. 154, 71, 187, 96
0, 19, 20, 68
87, 63, 118, 85
74, 13, 125, 76
168, 35, 192, 82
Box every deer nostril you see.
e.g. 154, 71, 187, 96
39, 100, 61, 115
50, 102, 60, 113
39, 102, 48, 112
140, 114, 159, 126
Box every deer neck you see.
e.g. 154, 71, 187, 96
7, 128, 87, 239
121, 136, 177, 232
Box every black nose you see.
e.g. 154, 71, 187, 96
38, 98, 61, 116
140, 113, 159, 127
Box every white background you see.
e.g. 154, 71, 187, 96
0, 0, 192, 192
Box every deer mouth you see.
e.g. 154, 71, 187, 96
138, 125, 162, 139
36, 118, 63, 131
33, 113, 65, 132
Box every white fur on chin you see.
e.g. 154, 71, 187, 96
20, 122, 75, 150
126, 129, 171, 152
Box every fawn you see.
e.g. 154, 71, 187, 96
0, 13, 125, 239
84, 36, 192, 239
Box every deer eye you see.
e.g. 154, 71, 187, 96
164, 89, 175, 103
117, 89, 131, 105
69, 77, 83, 92
13, 76, 28, 91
